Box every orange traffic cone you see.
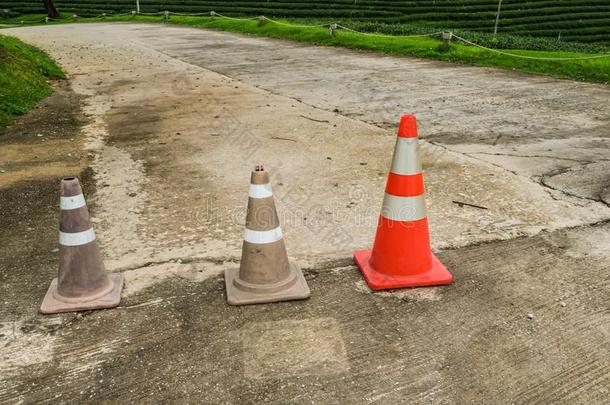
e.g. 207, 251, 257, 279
40, 177, 123, 314
225, 165, 310, 305
354, 115, 453, 290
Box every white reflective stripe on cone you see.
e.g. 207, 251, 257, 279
390, 137, 422, 176
380, 194, 427, 222
249, 183, 273, 199
243, 226, 283, 244
60, 194, 86, 210
59, 228, 96, 246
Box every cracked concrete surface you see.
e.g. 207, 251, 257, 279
542, 161, 610, 207
0, 23, 609, 404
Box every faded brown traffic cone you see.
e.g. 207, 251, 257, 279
40, 177, 123, 314
225, 165, 310, 305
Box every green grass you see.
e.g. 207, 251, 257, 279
0, 34, 65, 132
27, 13, 608, 83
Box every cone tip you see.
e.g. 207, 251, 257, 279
60, 177, 82, 196
251, 164, 269, 184
397, 114, 418, 138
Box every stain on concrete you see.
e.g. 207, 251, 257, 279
238, 317, 349, 379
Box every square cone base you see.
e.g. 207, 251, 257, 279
224, 262, 310, 306
353, 249, 452, 291
40, 273, 124, 314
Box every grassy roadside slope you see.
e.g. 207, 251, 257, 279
0, 35, 64, 132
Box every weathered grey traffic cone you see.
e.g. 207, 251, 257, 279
225, 165, 310, 305
40, 177, 123, 314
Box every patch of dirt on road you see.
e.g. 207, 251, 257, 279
0, 81, 89, 318
0, 81, 87, 188
0, 178, 61, 319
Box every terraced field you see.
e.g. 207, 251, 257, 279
4, 0, 610, 43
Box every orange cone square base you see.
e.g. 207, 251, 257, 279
354, 249, 452, 290
39, 273, 124, 314
224, 262, 310, 305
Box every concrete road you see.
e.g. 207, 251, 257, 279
145, 24, 610, 198
0, 23, 609, 403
